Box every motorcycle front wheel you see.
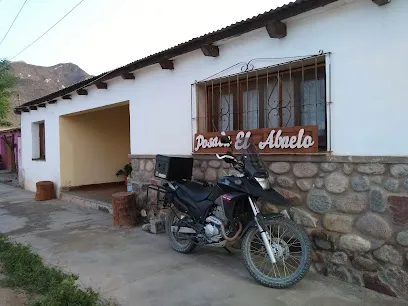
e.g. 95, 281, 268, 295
242, 216, 311, 288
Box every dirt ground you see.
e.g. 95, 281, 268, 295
0, 288, 28, 306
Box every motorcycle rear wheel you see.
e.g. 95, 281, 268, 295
165, 208, 197, 254
242, 216, 311, 288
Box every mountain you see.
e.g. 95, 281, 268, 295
6, 61, 91, 127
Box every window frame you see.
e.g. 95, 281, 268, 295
204, 62, 327, 151
32, 121, 46, 161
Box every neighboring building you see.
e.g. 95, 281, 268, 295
0, 127, 21, 172
14, 0, 408, 299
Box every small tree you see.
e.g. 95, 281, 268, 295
0, 59, 17, 127
0, 59, 18, 172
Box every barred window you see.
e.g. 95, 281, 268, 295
196, 55, 328, 151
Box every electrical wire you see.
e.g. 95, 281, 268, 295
9, 0, 86, 60
0, 0, 29, 48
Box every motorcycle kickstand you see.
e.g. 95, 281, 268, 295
223, 246, 232, 256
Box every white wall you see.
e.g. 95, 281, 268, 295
20, 0, 408, 193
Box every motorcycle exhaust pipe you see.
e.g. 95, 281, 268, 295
170, 226, 197, 234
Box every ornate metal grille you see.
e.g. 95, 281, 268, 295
193, 53, 329, 151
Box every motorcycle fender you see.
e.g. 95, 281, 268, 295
241, 213, 290, 237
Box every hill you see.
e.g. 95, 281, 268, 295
6, 61, 91, 127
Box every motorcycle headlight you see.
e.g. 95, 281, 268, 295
255, 178, 270, 190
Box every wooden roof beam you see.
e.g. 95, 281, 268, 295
372, 0, 390, 6
14, 108, 22, 115
121, 73, 135, 80
201, 44, 219, 57
265, 21, 287, 39
38, 103, 46, 108
22, 107, 30, 112
48, 100, 57, 104
76, 89, 88, 95
29, 105, 37, 110
62, 95, 71, 100
96, 82, 108, 89
159, 60, 174, 70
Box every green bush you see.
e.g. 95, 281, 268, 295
0, 234, 116, 306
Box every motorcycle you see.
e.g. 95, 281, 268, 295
161, 132, 311, 288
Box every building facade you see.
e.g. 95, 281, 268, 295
15, 0, 408, 299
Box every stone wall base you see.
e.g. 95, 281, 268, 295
130, 154, 408, 300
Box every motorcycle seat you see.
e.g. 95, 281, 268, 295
176, 181, 211, 202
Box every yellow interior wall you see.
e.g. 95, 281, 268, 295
60, 104, 130, 187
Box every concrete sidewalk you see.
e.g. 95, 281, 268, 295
0, 184, 406, 306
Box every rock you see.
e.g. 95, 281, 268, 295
200, 161, 208, 171
145, 160, 154, 172
363, 274, 398, 297
370, 189, 385, 213
311, 230, 333, 250
193, 159, 201, 167
268, 176, 275, 186
350, 269, 363, 287
370, 176, 383, 185
132, 159, 139, 171
269, 162, 290, 174
406, 253, 408, 261
314, 263, 327, 274
373, 245, 403, 266
277, 176, 294, 188
192, 168, 204, 180
293, 163, 318, 178
383, 178, 399, 192
330, 252, 348, 265
339, 235, 371, 252
274, 187, 301, 205
139, 159, 145, 171
324, 172, 349, 194
356, 213, 392, 240
388, 196, 408, 225
383, 266, 408, 299
352, 254, 382, 272
320, 163, 337, 172
404, 179, 408, 190
208, 160, 221, 168
327, 264, 352, 283
217, 168, 228, 178
343, 163, 354, 175
289, 207, 318, 228
323, 214, 353, 233
222, 162, 231, 169
314, 177, 324, 188
141, 223, 151, 232
296, 179, 314, 191
205, 168, 217, 182
312, 250, 325, 263
261, 203, 279, 214
396, 230, 408, 246
335, 193, 367, 214
390, 164, 408, 178
307, 189, 332, 214
356, 164, 386, 175
351, 176, 370, 192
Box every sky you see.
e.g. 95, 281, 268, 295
0, 0, 292, 75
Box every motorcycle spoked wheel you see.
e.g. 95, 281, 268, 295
242, 216, 311, 288
165, 208, 197, 254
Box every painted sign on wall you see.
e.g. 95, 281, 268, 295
193, 125, 319, 154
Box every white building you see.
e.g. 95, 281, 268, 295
15, 0, 408, 299
16, 0, 408, 193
